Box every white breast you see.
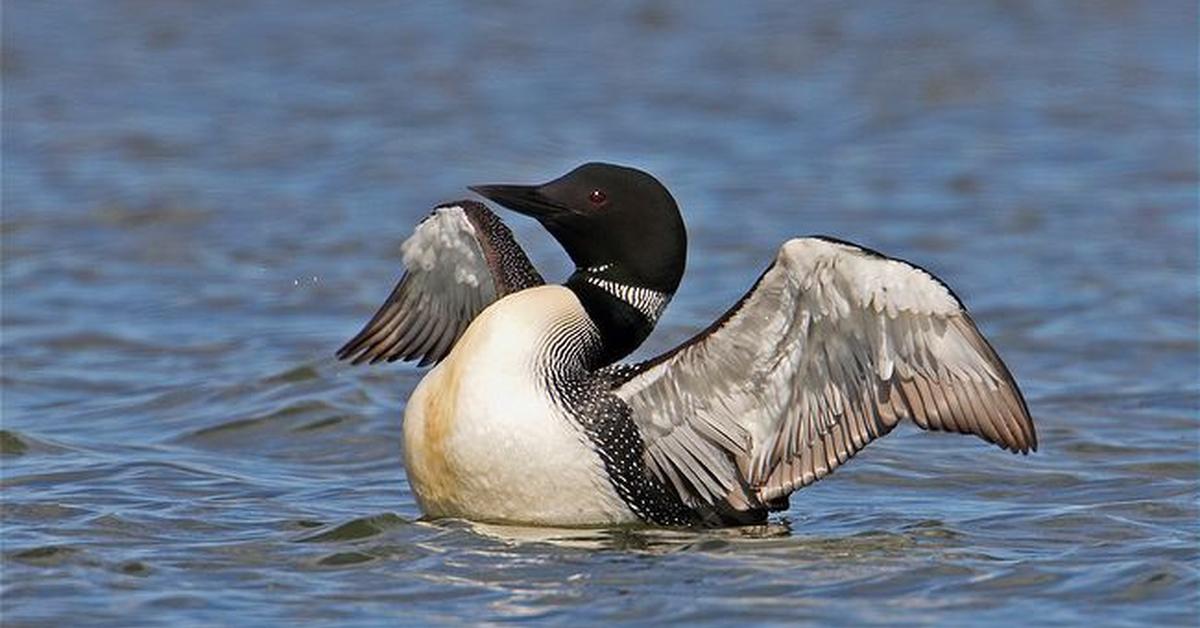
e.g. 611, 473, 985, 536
402, 285, 637, 526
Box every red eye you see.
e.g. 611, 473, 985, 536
589, 189, 607, 205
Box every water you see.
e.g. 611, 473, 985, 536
2, 1, 1197, 625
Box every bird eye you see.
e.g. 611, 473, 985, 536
588, 189, 607, 205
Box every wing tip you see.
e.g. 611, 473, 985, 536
1002, 439, 1036, 455
1016, 421, 1038, 454
335, 330, 453, 368
995, 411, 1037, 455
334, 345, 440, 368
334, 339, 365, 364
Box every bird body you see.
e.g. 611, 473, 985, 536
402, 285, 638, 526
338, 163, 1037, 528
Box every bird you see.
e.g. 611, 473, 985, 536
337, 162, 1037, 528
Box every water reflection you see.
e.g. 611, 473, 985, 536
462, 519, 793, 553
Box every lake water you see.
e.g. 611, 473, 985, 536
3, 1, 1197, 625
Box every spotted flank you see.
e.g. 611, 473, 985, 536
537, 329, 699, 526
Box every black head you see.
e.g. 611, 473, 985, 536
470, 163, 687, 294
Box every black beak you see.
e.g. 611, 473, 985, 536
468, 184, 566, 220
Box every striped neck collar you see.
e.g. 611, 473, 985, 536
564, 268, 673, 367
581, 274, 671, 322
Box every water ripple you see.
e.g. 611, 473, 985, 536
3, 0, 1197, 625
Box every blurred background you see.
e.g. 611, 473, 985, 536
3, 1, 1197, 625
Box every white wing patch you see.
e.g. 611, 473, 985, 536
400, 206, 493, 295
780, 239, 959, 318
338, 201, 542, 366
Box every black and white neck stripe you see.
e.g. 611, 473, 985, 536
564, 269, 673, 368
582, 275, 671, 322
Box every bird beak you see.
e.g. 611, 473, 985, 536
468, 184, 566, 220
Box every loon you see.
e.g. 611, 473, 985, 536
337, 162, 1037, 527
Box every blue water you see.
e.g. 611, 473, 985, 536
3, 1, 1197, 625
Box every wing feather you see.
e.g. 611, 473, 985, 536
614, 237, 1037, 513
337, 201, 543, 366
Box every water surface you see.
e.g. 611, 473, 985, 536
3, 1, 1197, 625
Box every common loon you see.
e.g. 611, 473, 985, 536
337, 163, 1037, 527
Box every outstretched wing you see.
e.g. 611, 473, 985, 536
337, 200, 543, 366
613, 237, 1035, 512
